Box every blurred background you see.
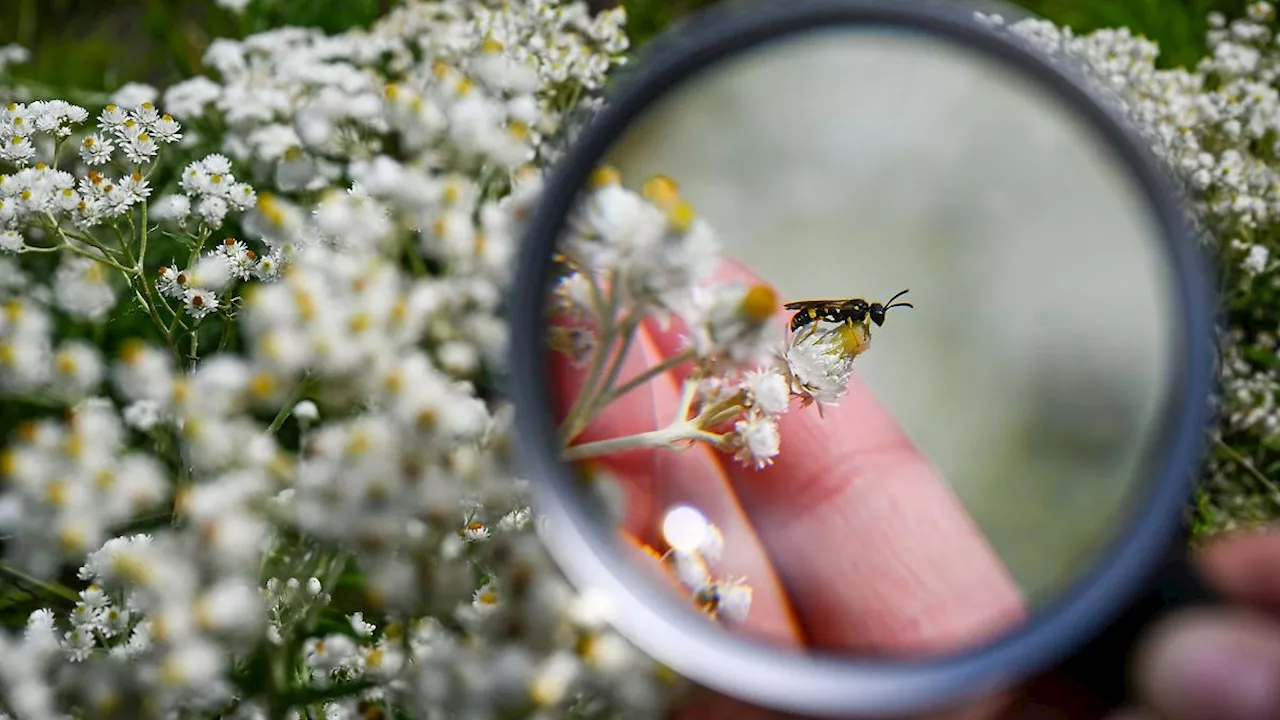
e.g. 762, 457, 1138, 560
0, 0, 1254, 94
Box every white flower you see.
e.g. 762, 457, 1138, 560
195, 579, 266, 635
151, 194, 191, 222
53, 255, 117, 321
348, 612, 375, 638
123, 400, 163, 431
1245, 243, 1270, 274
783, 324, 859, 407
188, 253, 234, 292
0, 230, 23, 252
670, 550, 710, 592
529, 651, 582, 707
715, 577, 753, 626
110, 83, 159, 109
741, 369, 790, 416
697, 523, 725, 565
215, 0, 251, 13
51, 340, 104, 396
460, 520, 491, 542
77, 133, 114, 165
683, 282, 779, 367
293, 399, 319, 422
730, 414, 781, 469
160, 639, 226, 690
182, 287, 219, 319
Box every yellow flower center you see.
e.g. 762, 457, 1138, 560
738, 284, 778, 322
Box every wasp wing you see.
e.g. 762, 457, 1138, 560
782, 299, 854, 310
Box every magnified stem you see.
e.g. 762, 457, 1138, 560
562, 424, 726, 461
559, 271, 622, 445
585, 314, 641, 414
562, 377, 727, 461
598, 347, 697, 409
559, 322, 616, 444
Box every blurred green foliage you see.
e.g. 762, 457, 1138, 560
617, 0, 1251, 69
0, 0, 1259, 98
0, 0, 389, 97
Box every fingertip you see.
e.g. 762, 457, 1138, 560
1133, 608, 1280, 720
1194, 525, 1280, 608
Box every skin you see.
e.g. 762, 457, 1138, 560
547, 259, 1280, 719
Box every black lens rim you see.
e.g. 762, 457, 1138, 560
507, 0, 1216, 716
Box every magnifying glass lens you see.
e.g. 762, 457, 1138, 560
514, 4, 1208, 713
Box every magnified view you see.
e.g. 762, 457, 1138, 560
543, 27, 1181, 658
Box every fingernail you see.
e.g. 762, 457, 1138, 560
1145, 617, 1280, 720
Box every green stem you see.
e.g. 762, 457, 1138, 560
137, 199, 150, 272
187, 227, 210, 267
132, 274, 183, 365
405, 236, 427, 276
0, 563, 80, 604
218, 314, 234, 351
51, 220, 131, 268
60, 241, 133, 272
113, 223, 137, 265
267, 379, 312, 434
189, 319, 201, 364
1214, 435, 1280, 507
267, 405, 294, 435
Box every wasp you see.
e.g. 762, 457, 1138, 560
783, 289, 914, 350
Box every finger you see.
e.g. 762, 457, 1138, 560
1132, 607, 1280, 720
727, 389, 1025, 654
644, 258, 1026, 654
1195, 524, 1280, 610
547, 321, 804, 645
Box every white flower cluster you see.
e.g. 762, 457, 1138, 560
552, 169, 867, 472
983, 2, 1280, 534
158, 0, 626, 189
0, 2, 701, 718
653, 518, 753, 628
0, 401, 169, 576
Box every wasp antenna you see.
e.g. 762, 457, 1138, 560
885, 288, 910, 306
886, 301, 914, 311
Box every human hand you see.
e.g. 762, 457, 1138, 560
1108, 526, 1280, 720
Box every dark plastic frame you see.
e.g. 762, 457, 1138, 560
507, 0, 1216, 716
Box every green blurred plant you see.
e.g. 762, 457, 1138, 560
616, 0, 1251, 69
0, 0, 390, 99
4, 0, 1261, 99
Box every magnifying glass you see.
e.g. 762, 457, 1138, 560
506, 0, 1220, 716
